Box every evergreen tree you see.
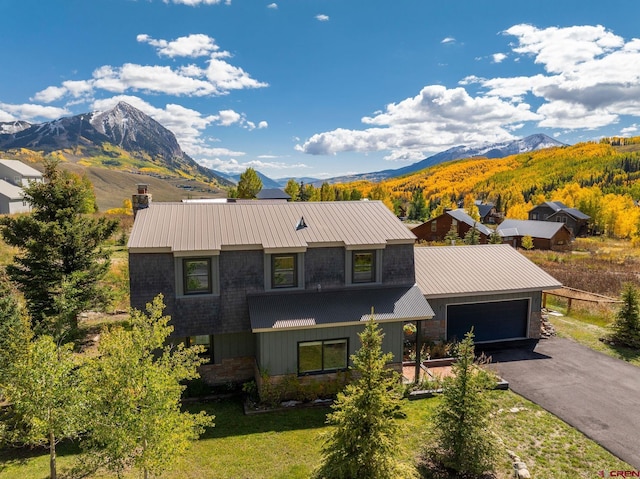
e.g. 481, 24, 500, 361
0, 273, 31, 386
349, 188, 363, 201
488, 230, 503, 244
236, 167, 263, 199
314, 317, 415, 479
610, 283, 640, 349
463, 224, 481, 245
320, 182, 334, 201
444, 225, 460, 245
408, 189, 427, 221
82, 295, 214, 479
425, 330, 496, 476
0, 159, 118, 339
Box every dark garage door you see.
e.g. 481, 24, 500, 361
447, 299, 529, 342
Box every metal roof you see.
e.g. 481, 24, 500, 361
476, 203, 495, 218
256, 188, 291, 200
128, 200, 417, 252
497, 219, 567, 239
446, 209, 493, 236
0, 179, 24, 200
0, 159, 42, 177
248, 285, 434, 331
414, 244, 561, 298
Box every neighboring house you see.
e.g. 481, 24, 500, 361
256, 188, 291, 201
0, 159, 43, 214
415, 244, 561, 343
0, 159, 43, 187
497, 219, 572, 250
528, 201, 590, 236
128, 200, 434, 385
411, 209, 493, 244
475, 201, 502, 224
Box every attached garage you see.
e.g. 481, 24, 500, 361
446, 299, 529, 343
414, 244, 562, 344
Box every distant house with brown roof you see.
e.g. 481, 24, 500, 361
528, 201, 590, 236
412, 209, 493, 244
497, 219, 572, 250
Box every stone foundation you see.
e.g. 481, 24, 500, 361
528, 311, 542, 339
199, 356, 256, 385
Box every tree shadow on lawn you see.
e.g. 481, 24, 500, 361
0, 440, 82, 476
189, 398, 330, 440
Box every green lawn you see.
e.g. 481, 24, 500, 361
0, 390, 630, 479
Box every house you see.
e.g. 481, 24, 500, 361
497, 219, 572, 250
0, 159, 43, 214
256, 188, 291, 201
411, 209, 493, 244
528, 201, 590, 236
475, 201, 502, 224
414, 244, 561, 343
128, 200, 434, 385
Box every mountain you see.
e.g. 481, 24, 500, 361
0, 102, 232, 186
227, 170, 282, 189
326, 134, 566, 184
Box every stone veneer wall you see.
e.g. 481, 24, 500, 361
199, 356, 256, 385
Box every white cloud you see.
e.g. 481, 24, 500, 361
216, 109, 242, 126
297, 85, 539, 158
137, 33, 221, 58
441, 37, 455, 44
205, 57, 269, 91
621, 124, 639, 135
258, 120, 268, 129
267, 3, 277, 9
315, 14, 329, 22
198, 157, 307, 174
0, 103, 70, 121
492, 53, 507, 63
32, 86, 67, 103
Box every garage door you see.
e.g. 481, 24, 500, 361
446, 299, 529, 343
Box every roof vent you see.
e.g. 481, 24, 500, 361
296, 216, 307, 230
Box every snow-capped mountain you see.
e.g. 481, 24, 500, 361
0, 102, 231, 185
326, 134, 566, 184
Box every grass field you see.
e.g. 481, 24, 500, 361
0, 389, 631, 479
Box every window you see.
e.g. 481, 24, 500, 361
183, 258, 211, 295
531, 213, 538, 220
431, 220, 437, 232
272, 254, 297, 288
352, 251, 375, 283
186, 335, 212, 363
298, 339, 348, 374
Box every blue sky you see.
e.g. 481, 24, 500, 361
1, 0, 639, 179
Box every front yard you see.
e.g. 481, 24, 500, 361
0, 389, 631, 479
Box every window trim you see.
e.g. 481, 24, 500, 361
175, 256, 219, 297
297, 338, 349, 375
264, 252, 304, 291
183, 258, 213, 295
345, 249, 381, 285
271, 253, 298, 289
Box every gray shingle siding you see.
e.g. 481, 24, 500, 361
304, 247, 345, 288
381, 244, 415, 285
129, 252, 176, 315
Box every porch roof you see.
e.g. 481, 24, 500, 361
248, 285, 434, 332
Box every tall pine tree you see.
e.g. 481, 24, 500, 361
314, 316, 416, 479
0, 159, 118, 339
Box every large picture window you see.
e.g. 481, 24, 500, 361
272, 254, 297, 288
183, 258, 212, 294
298, 339, 348, 374
352, 251, 375, 283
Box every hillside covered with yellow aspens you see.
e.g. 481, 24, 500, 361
334, 138, 640, 239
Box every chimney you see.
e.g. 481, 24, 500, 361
132, 183, 152, 218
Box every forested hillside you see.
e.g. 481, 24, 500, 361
329, 138, 640, 239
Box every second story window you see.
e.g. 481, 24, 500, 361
272, 254, 297, 288
352, 251, 375, 283
183, 258, 212, 294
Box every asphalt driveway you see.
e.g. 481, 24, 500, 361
484, 337, 640, 468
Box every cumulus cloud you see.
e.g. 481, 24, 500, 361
267, 3, 277, 9
137, 33, 221, 58
0, 102, 70, 121
198, 157, 308, 174
492, 53, 507, 63
621, 124, 639, 135
31, 34, 267, 105
297, 85, 539, 157
315, 14, 329, 21
299, 24, 640, 159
